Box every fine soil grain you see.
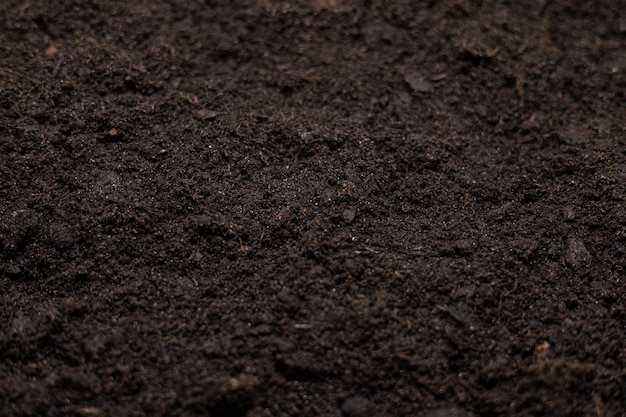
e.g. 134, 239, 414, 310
1, 1, 626, 416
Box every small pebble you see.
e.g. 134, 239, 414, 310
404, 72, 434, 93
565, 236, 592, 268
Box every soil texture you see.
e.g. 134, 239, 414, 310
1, 1, 626, 416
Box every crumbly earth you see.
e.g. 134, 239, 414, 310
1, 1, 625, 416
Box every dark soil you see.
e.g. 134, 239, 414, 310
1, 1, 626, 416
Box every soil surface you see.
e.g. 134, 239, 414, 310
1, 1, 626, 416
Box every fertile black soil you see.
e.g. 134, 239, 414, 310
1, 1, 625, 416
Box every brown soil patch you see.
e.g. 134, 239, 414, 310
1, 1, 625, 416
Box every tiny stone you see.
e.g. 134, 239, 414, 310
194, 109, 219, 120
403, 72, 434, 93
343, 209, 355, 223
178, 277, 195, 290
565, 237, 592, 268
